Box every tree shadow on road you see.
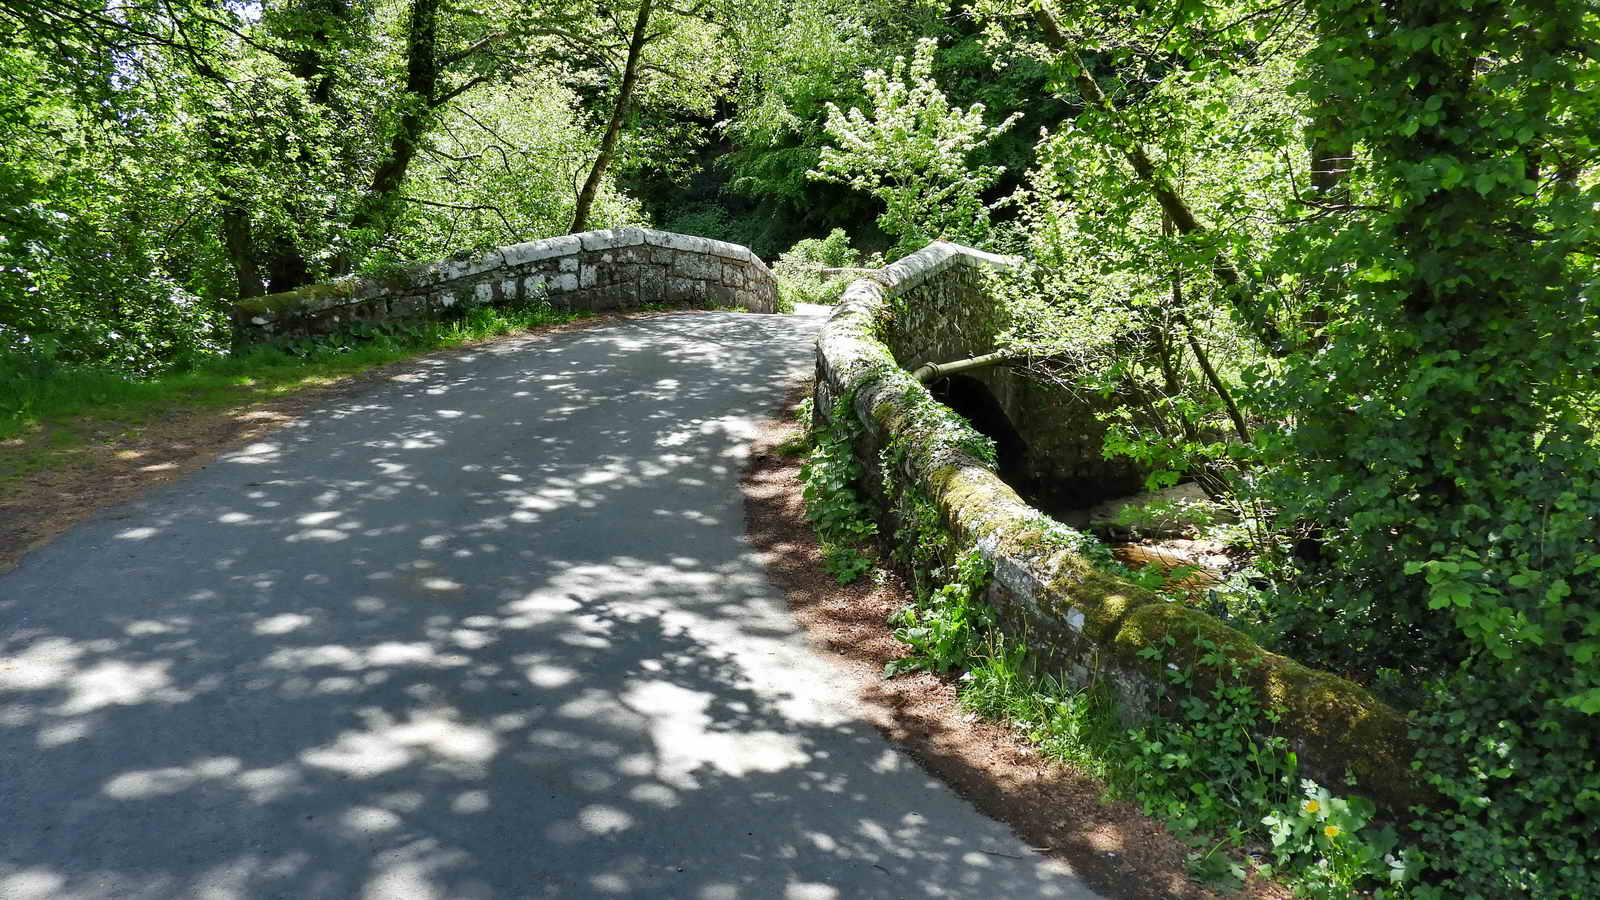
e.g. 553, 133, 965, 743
0, 312, 1087, 899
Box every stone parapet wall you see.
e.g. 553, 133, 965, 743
813, 242, 1421, 810
875, 248, 1144, 508
233, 227, 778, 339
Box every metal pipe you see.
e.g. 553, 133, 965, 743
911, 350, 1016, 383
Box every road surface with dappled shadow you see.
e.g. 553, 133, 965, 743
0, 310, 1101, 900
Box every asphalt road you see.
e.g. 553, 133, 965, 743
0, 310, 1100, 900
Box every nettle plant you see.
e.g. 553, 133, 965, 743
811, 37, 1020, 257
885, 548, 995, 677
799, 395, 879, 584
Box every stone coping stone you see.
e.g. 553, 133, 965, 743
814, 241, 1422, 811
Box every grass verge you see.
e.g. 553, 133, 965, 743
0, 300, 588, 480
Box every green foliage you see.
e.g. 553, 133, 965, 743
658, 202, 760, 249
785, 227, 863, 270
959, 647, 1119, 776
0, 41, 231, 373
776, 396, 814, 457
954, 3, 1600, 889
719, 0, 900, 255
1242, 3, 1600, 892
1124, 638, 1298, 841
1262, 781, 1420, 899
772, 228, 869, 308
1402, 671, 1599, 898
817, 542, 873, 584
1113, 494, 1221, 534
812, 37, 1020, 257
383, 77, 642, 263
885, 549, 994, 676
0, 293, 582, 447
966, 633, 1420, 895
0, 0, 663, 375
1117, 640, 1414, 894
887, 551, 1418, 895
799, 394, 879, 583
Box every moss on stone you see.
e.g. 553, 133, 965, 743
1042, 564, 1151, 644
235, 281, 358, 317
927, 462, 1020, 528
1109, 603, 1424, 806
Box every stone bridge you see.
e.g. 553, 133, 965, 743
233, 227, 778, 339
227, 229, 1416, 812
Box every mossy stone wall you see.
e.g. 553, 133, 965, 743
813, 242, 1423, 811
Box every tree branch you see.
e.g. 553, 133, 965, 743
1033, 1, 1285, 353
437, 30, 505, 69
400, 196, 518, 240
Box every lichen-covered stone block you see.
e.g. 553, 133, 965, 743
579, 227, 646, 252
502, 234, 580, 266
388, 296, 429, 318
598, 279, 637, 309
704, 238, 750, 261
611, 244, 649, 266
665, 277, 701, 301
578, 229, 620, 252
672, 253, 719, 281
637, 266, 666, 304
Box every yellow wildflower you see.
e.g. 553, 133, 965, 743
1323, 825, 1342, 839
1302, 800, 1320, 815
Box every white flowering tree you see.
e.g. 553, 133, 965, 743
810, 38, 1020, 257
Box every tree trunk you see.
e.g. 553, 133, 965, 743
222, 206, 267, 299
570, 0, 652, 234
263, 236, 312, 293
1309, 128, 1353, 201
1301, 108, 1353, 344
348, 0, 441, 237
